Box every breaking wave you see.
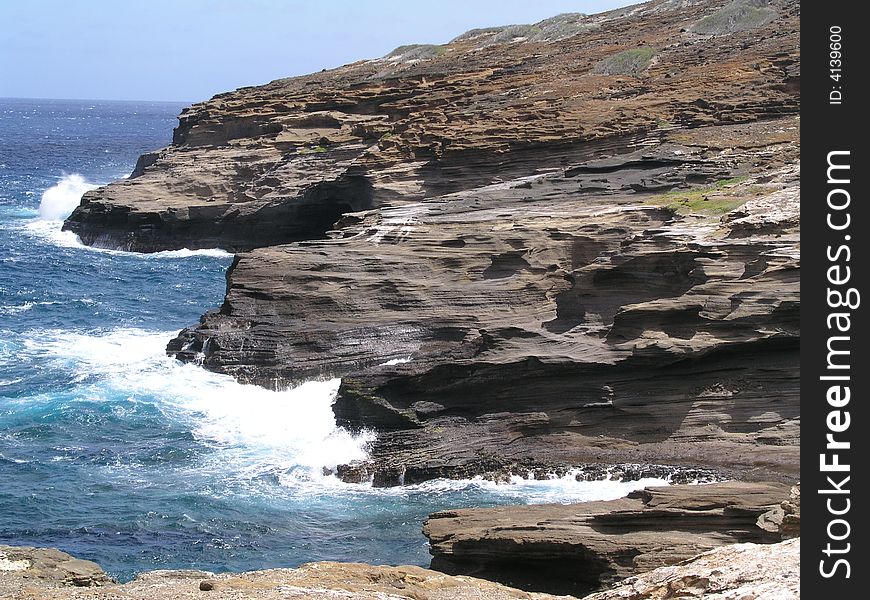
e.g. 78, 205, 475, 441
37, 174, 98, 221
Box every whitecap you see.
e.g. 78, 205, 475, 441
379, 356, 412, 366
37, 174, 98, 221
22, 327, 370, 479
16, 327, 681, 503
23, 218, 232, 259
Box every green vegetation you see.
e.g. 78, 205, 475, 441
691, 0, 776, 35
646, 177, 752, 216
386, 44, 447, 61
297, 145, 329, 155
451, 13, 595, 46
593, 46, 656, 76
451, 26, 511, 43
487, 24, 537, 45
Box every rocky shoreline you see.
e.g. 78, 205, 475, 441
2, 542, 799, 600
58, 0, 801, 595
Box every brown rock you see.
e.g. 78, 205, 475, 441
0, 545, 113, 595
0, 552, 574, 599
422, 482, 792, 595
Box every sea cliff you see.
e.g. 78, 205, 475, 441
62, 0, 800, 594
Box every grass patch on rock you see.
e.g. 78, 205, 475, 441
386, 44, 447, 61
691, 0, 776, 35
646, 177, 754, 216
297, 145, 329, 155
593, 46, 656, 76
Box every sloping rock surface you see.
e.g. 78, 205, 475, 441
0, 546, 113, 594
422, 481, 794, 596
583, 538, 799, 600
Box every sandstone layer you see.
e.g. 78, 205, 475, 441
423, 481, 794, 595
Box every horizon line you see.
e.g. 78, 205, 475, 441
0, 95, 195, 105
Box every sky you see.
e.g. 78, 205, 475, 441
0, 0, 633, 103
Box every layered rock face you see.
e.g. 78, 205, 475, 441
65, 0, 800, 484
423, 481, 794, 595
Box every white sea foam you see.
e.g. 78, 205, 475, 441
295, 468, 670, 504
0, 300, 60, 316
23, 218, 233, 259
26, 173, 232, 258
379, 356, 412, 366
25, 328, 371, 477
147, 248, 233, 259
21, 327, 675, 501
37, 174, 98, 221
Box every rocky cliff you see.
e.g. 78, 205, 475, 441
66, 0, 799, 500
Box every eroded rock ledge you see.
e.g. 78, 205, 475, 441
423, 481, 798, 596
583, 538, 799, 600
0, 543, 799, 600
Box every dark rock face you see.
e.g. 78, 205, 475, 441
65, 0, 800, 485
423, 481, 795, 596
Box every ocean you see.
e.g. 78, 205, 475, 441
0, 97, 668, 581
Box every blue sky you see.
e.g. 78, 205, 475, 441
1, 1, 633, 102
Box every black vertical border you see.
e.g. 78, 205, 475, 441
802, 1, 867, 596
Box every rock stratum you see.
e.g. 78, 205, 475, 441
423, 481, 798, 595
61, 0, 800, 593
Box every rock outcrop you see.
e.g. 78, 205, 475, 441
423, 481, 795, 596
0, 549, 571, 600
0, 546, 113, 594
64, 0, 800, 482
582, 538, 799, 600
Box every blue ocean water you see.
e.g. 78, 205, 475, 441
0, 98, 668, 581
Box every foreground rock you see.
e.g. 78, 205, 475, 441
583, 538, 799, 600
65, 0, 800, 484
0, 546, 113, 594
423, 482, 794, 596
0, 551, 570, 600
